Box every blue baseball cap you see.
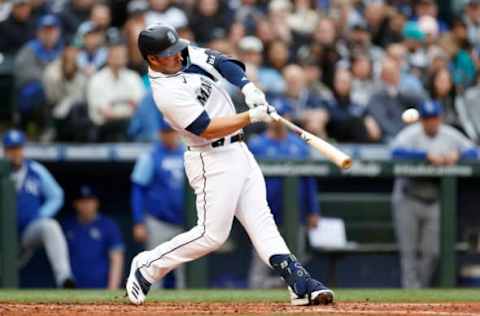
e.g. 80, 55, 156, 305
76, 185, 97, 199
37, 14, 60, 29
419, 100, 443, 118
2, 129, 26, 148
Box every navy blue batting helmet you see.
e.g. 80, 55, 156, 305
138, 23, 188, 61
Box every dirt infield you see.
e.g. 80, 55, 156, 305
2, 302, 480, 316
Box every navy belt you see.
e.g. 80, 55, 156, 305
188, 133, 245, 151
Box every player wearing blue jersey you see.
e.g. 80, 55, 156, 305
131, 118, 186, 288
247, 114, 321, 288
63, 185, 124, 289
2, 129, 74, 288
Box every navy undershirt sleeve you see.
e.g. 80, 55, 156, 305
186, 110, 211, 136
216, 59, 251, 88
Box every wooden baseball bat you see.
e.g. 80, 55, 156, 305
270, 112, 353, 169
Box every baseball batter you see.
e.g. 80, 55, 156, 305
126, 24, 334, 306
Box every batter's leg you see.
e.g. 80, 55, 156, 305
392, 193, 421, 288
418, 202, 440, 287
235, 147, 333, 305
126, 151, 245, 304
22, 218, 73, 287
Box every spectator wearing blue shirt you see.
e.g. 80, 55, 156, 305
63, 185, 124, 289
131, 119, 186, 289
2, 129, 74, 288
247, 111, 321, 289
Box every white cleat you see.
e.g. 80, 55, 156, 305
126, 255, 151, 305
289, 286, 335, 306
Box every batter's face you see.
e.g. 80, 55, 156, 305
4, 147, 24, 170
149, 52, 183, 74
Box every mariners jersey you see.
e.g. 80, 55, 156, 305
13, 160, 64, 232
148, 46, 241, 147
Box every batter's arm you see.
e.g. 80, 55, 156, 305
200, 112, 251, 139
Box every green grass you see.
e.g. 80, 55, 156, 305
1, 289, 480, 304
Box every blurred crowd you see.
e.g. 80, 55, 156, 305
1, 0, 480, 144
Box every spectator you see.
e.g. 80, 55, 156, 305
412, 0, 448, 33
427, 67, 463, 132
0, 0, 35, 54
87, 40, 145, 142
267, 0, 292, 45
14, 14, 63, 135
464, 0, 480, 50
58, 0, 95, 40
247, 110, 320, 288
233, 0, 263, 35
2, 129, 75, 288
325, 68, 381, 143
189, 0, 231, 45
76, 21, 107, 77
301, 57, 334, 103
367, 58, 423, 142
391, 101, 478, 288
145, 0, 188, 30
364, 1, 389, 47
43, 44, 91, 142
463, 75, 480, 142
63, 185, 124, 289
270, 64, 328, 137
350, 54, 375, 108
131, 119, 186, 288
123, 0, 149, 74
90, 3, 111, 32
346, 23, 384, 64
261, 39, 289, 94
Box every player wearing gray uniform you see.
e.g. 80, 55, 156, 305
391, 101, 478, 288
125, 24, 334, 306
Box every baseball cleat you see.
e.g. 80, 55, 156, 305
126, 255, 151, 305
288, 278, 335, 306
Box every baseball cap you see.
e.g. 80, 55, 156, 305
76, 185, 98, 200
2, 129, 26, 148
419, 100, 443, 118
402, 21, 425, 41
238, 36, 263, 53
127, 0, 149, 15
77, 21, 102, 37
37, 14, 60, 29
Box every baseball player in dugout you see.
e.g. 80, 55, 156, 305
126, 23, 334, 306
391, 101, 478, 288
131, 118, 186, 289
2, 129, 75, 288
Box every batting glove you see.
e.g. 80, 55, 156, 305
248, 105, 277, 123
242, 82, 267, 108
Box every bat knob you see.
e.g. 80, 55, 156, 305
341, 158, 353, 169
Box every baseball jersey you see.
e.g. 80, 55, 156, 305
391, 123, 478, 201
12, 160, 64, 232
63, 214, 124, 288
248, 132, 320, 224
148, 46, 245, 147
131, 142, 185, 225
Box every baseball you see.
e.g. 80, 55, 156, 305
402, 108, 420, 124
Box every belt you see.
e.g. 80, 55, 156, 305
188, 133, 245, 151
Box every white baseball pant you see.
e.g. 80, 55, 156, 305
135, 142, 290, 284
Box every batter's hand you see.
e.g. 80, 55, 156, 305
249, 105, 277, 123
133, 224, 148, 243
242, 82, 267, 108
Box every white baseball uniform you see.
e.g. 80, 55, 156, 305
133, 46, 290, 284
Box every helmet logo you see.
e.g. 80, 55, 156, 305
167, 31, 176, 44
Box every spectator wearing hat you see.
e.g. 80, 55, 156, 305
123, 0, 149, 74
2, 129, 75, 288
130, 118, 186, 288
76, 21, 107, 77
62, 185, 124, 289
87, 39, 145, 142
14, 14, 63, 135
247, 104, 321, 288
391, 101, 478, 288
0, 0, 35, 54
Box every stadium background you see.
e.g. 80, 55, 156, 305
1, 0, 480, 290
